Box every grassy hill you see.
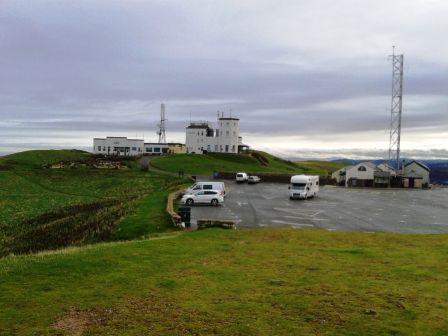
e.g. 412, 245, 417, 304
296, 160, 349, 175
151, 151, 327, 175
0, 149, 90, 168
0, 150, 188, 256
2, 228, 448, 335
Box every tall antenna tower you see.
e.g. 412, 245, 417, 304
157, 103, 167, 143
388, 46, 404, 171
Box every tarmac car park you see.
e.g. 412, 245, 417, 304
189, 180, 448, 234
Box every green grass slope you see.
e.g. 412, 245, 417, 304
151, 151, 324, 175
0, 150, 188, 256
0, 149, 89, 169
297, 160, 349, 175
1, 228, 448, 335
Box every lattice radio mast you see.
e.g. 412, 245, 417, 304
157, 103, 166, 143
388, 46, 404, 171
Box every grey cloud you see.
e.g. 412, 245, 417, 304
1, 0, 448, 156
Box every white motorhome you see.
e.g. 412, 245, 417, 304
289, 175, 319, 200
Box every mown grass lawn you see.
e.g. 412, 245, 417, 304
1, 228, 448, 335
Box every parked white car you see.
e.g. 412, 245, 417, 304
185, 182, 226, 196
248, 176, 261, 184
181, 190, 224, 206
236, 172, 249, 183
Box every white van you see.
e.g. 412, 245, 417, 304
236, 172, 249, 183
289, 175, 319, 199
185, 181, 226, 196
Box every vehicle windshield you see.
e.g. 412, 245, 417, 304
237, 174, 244, 177
291, 183, 306, 190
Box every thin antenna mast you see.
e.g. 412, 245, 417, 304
388, 46, 404, 171
157, 103, 167, 143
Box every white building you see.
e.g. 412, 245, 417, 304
93, 137, 172, 156
93, 137, 144, 156
334, 160, 429, 188
186, 116, 247, 154
402, 161, 430, 188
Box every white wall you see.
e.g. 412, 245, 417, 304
404, 162, 430, 185
185, 117, 240, 154
345, 163, 375, 187
93, 137, 143, 156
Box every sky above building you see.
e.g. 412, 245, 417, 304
1, 0, 447, 159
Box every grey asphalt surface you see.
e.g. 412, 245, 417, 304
189, 181, 448, 233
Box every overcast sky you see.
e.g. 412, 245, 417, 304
1, 0, 447, 158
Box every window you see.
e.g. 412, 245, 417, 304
203, 185, 213, 190
207, 145, 211, 151
97, 146, 101, 151
233, 131, 236, 136
226, 131, 229, 136
146, 147, 152, 152
225, 145, 229, 152
232, 145, 235, 152
132, 147, 137, 151
204, 191, 217, 195
358, 166, 367, 172
220, 145, 223, 152
103, 147, 106, 151
193, 185, 201, 190
214, 145, 218, 151
138, 148, 141, 152
154, 147, 161, 153
216, 130, 219, 137
226, 122, 229, 126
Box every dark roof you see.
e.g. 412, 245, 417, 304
187, 125, 209, 129
219, 117, 239, 121
106, 136, 127, 139
405, 160, 430, 171
167, 143, 185, 146
144, 143, 169, 146
93, 138, 106, 140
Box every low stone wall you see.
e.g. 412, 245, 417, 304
166, 189, 183, 226
215, 172, 335, 185
197, 219, 236, 230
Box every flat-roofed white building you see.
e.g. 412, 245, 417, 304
93, 137, 144, 156
186, 115, 247, 154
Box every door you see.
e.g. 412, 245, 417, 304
409, 178, 415, 188
194, 191, 207, 203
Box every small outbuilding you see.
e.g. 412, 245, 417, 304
402, 161, 430, 188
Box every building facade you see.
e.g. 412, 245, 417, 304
335, 160, 429, 188
185, 116, 244, 154
93, 137, 144, 156
93, 137, 183, 156
402, 161, 430, 188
